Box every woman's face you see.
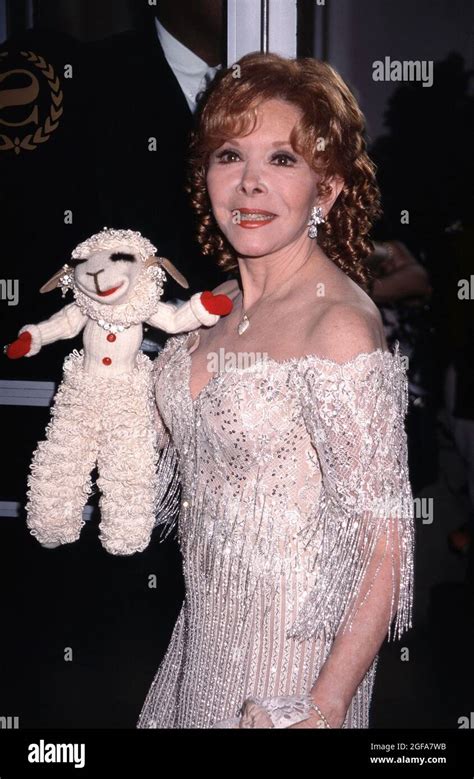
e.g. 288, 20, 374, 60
206, 98, 322, 259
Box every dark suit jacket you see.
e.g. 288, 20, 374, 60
82, 21, 225, 299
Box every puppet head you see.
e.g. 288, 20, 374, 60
40, 227, 189, 303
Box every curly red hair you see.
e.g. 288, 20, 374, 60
186, 52, 382, 289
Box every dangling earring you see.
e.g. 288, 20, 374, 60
58, 264, 75, 297
307, 206, 325, 239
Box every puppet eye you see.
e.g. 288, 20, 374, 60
110, 252, 136, 263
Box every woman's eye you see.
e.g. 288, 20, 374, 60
214, 149, 297, 166
215, 149, 240, 163
271, 153, 297, 166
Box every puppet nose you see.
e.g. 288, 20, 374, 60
86, 269, 105, 278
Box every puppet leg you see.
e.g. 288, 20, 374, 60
26, 352, 100, 547
96, 353, 158, 555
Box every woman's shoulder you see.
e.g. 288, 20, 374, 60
304, 275, 386, 365
299, 285, 407, 400
310, 299, 384, 363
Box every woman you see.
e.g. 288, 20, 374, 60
137, 52, 415, 729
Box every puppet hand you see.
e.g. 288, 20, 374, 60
5, 331, 32, 359
200, 291, 233, 316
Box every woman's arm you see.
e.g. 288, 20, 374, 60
289, 532, 400, 728
287, 303, 414, 728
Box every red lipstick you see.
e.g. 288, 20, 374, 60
235, 208, 277, 229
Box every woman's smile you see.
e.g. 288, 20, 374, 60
235, 208, 278, 228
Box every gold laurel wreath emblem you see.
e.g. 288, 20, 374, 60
0, 50, 64, 154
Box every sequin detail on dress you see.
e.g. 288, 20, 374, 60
138, 332, 414, 728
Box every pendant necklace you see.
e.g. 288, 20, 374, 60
236, 273, 295, 335
237, 288, 251, 335
237, 310, 250, 336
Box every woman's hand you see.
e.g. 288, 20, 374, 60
285, 695, 347, 729
214, 694, 347, 729
238, 698, 274, 728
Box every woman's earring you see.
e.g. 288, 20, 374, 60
307, 206, 325, 239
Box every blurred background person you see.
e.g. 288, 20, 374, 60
366, 235, 436, 494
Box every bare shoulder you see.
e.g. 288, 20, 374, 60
211, 278, 241, 300
308, 297, 386, 364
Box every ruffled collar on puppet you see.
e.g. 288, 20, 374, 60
72, 265, 166, 329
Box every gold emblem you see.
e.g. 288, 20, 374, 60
0, 50, 64, 154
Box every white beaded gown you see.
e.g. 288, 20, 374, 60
137, 330, 415, 729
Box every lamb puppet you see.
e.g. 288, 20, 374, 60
5, 227, 233, 555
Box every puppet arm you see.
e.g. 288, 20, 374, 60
146, 291, 232, 333
6, 303, 88, 358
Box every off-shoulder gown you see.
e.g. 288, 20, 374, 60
137, 330, 415, 729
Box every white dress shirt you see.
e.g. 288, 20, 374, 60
154, 17, 222, 113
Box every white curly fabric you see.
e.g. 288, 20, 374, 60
25, 349, 172, 554
71, 227, 157, 262
19, 244, 220, 552
72, 267, 166, 329
21, 300, 207, 553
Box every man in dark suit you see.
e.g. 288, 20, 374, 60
83, 1, 226, 302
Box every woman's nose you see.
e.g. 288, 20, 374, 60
237, 165, 267, 195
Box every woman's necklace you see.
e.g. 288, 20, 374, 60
236, 289, 275, 335
236, 286, 252, 335
237, 308, 250, 335
237, 255, 315, 335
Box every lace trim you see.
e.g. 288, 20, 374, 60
73, 266, 166, 327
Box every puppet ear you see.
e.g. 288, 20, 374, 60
145, 255, 189, 289
39, 267, 68, 294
